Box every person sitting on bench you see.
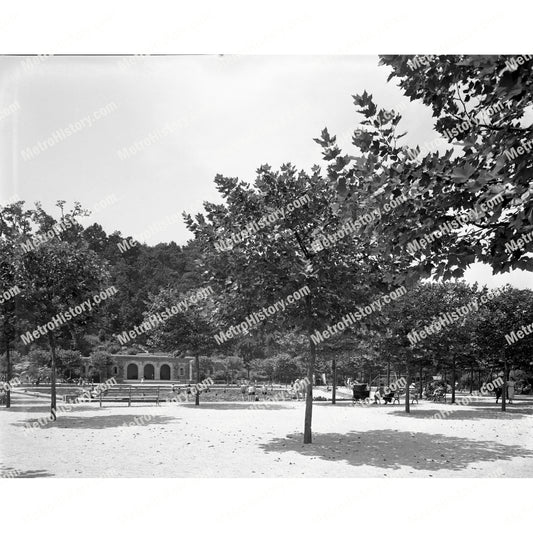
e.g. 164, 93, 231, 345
382, 391, 395, 404
374, 383, 385, 404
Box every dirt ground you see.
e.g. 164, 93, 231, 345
1, 392, 532, 477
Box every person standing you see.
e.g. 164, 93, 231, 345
410, 382, 419, 404
507, 379, 515, 404
375, 383, 385, 404
248, 382, 255, 401
495, 385, 502, 403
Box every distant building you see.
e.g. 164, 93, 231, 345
82, 353, 195, 382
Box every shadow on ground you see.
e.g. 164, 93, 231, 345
3, 404, 106, 414
427, 399, 533, 409
259, 429, 533, 471
180, 402, 291, 410
1, 465, 54, 478
391, 408, 533, 420
3, 405, 62, 413
12, 414, 177, 430
465, 399, 533, 407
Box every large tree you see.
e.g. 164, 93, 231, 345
19, 204, 111, 419
317, 56, 533, 287
185, 164, 410, 442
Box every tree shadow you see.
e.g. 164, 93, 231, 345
3, 403, 107, 413
1, 466, 54, 478
460, 400, 533, 409
420, 399, 533, 408
12, 414, 177, 430
3, 405, 60, 413
259, 429, 533, 471
391, 408, 533, 420
180, 402, 291, 410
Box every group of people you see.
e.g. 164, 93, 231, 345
240, 380, 269, 401
288, 379, 307, 401
423, 379, 518, 404
171, 383, 211, 397
425, 383, 446, 402
238, 379, 307, 401
373, 383, 399, 404
372, 383, 419, 404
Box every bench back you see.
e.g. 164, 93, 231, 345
102, 385, 173, 395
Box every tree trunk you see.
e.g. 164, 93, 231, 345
451, 353, 456, 403
195, 353, 200, 406
303, 295, 315, 444
470, 366, 474, 394
419, 365, 423, 396
405, 357, 410, 413
501, 359, 507, 412
331, 353, 337, 405
5, 334, 11, 408
49, 334, 57, 421
386, 359, 391, 386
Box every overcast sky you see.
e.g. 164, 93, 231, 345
0, 55, 531, 290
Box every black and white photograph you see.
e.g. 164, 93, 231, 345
0, 2, 532, 530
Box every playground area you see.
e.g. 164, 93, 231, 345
1, 390, 532, 477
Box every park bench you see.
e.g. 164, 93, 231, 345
98, 385, 173, 407
63, 393, 81, 403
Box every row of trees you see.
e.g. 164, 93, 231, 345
9, 279, 531, 392
0, 201, 203, 413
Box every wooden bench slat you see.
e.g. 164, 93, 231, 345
97, 384, 175, 406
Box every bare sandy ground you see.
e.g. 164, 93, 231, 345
1, 392, 532, 477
